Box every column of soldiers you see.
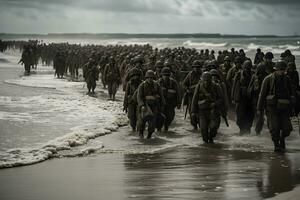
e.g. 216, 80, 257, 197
5, 40, 299, 151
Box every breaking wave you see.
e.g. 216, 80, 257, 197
183, 40, 228, 48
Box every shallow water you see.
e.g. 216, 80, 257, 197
0, 148, 300, 200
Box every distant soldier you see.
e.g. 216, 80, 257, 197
263, 52, 275, 75
104, 56, 121, 100
182, 60, 203, 129
123, 56, 144, 91
137, 70, 165, 139
283, 50, 295, 63
248, 63, 268, 135
123, 68, 142, 131
83, 58, 99, 94
231, 60, 254, 134
157, 67, 181, 131
53, 51, 66, 79
19, 45, 34, 75
154, 60, 164, 80
286, 62, 300, 116
220, 56, 232, 78
226, 56, 243, 101
257, 60, 295, 152
191, 72, 223, 143
254, 48, 264, 65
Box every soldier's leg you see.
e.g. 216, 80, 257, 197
112, 83, 118, 101
164, 106, 175, 130
147, 107, 158, 139
107, 83, 112, 99
266, 112, 281, 152
199, 114, 209, 143
209, 114, 221, 143
87, 82, 91, 93
280, 112, 293, 150
255, 110, 264, 135
92, 81, 96, 94
236, 103, 247, 134
128, 105, 136, 131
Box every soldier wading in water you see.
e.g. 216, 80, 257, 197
137, 70, 165, 139
257, 60, 295, 152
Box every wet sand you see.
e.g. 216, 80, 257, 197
1, 148, 300, 200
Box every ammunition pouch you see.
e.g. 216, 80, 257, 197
276, 99, 290, 111
145, 95, 157, 105
167, 89, 177, 98
198, 99, 210, 110
241, 86, 248, 97
266, 95, 277, 107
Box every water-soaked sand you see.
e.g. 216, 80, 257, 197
0, 149, 300, 200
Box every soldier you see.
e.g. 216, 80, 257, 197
231, 60, 254, 134
157, 67, 181, 131
226, 56, 243, 102
191, 72, 223, 143
123, 56, 144, 91
210, 69, 229, 123
137, 70, 165, 139
19, 45, 34, 75
154, 60, 164, 80
182, 60, 203, 129
283, 50, 295, 63
220, 56, 232, 77
104, 56, 121, 100
123, 68, 142, 131
286, 62, 300, 116
53, 51, 66, 79
254, 48, 264, 65
83, 58, 99, 94
248, 63, 268, 135
263, 52, 275, 75
257, 60, 295, 152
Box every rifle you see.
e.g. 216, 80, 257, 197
184, 101, 189, 120
183, 91, 191, 120
297, 115, 300, 135
222, 115, 229, 127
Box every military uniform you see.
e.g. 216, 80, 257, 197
19, 46, 34, 75
137, 70, 165, 139
231, 60, 254, 134
182, 60, 202, 129
157, 67, 181, 131
104, 57, 121, 100
83, 58, 100, 94
123, 69, 142, 131
248, 63, 268, 134
257, 60, 294, 152
191, 72, 223, 143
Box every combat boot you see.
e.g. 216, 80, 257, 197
273, 140, 281, 152
280, 137, 286, 150
139, 131, 144, 139
147, 131, 153, 139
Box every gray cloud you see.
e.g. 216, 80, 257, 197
0, 0, 299, 35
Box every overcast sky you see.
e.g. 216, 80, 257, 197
0, 0, 299, 35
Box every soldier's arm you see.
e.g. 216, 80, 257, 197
191, 83, 200, 114
157, 82, 166, 107
182, 73, 190, 91
123, 83, 130, 109
137, 83, 145, 107
257, 76, 269, 112
174, 80, 182, 107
